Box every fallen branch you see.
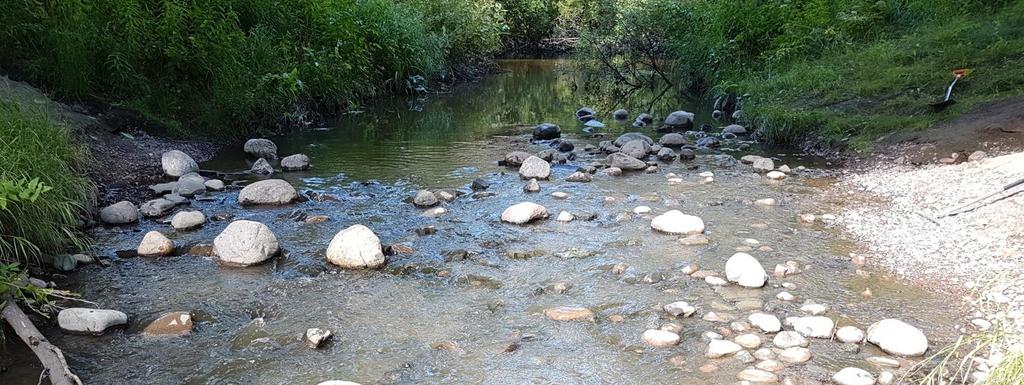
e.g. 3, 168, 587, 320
1, 301, 83, 385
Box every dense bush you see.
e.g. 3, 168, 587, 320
0, 101, 93, 263
0, 0, 507, 137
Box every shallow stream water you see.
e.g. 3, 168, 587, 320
3, 60, 960, 385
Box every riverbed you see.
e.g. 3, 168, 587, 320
3, 60, 962, 385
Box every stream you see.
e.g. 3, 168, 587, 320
2, 59, 961, 385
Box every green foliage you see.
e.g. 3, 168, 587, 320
498, 0, 558, 46
0, 101, 93, 264
575, 0, 1024, 146
0, 0, 507, 137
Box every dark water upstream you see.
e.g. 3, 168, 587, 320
4, 60, 959, 385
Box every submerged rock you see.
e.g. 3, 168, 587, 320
140, 198, 176, 218
138, 231, 174, 257
143, 311, 194, 336
214, 220, 280, 266
866, 319, 929, 356
161, 150, 198, 177
607, 152, 647, 170
175, 173, 207, 197
651, 210, 705, 234
664, 301, 695, 317
244, 138, 278, 159
523, 178, 541, 192
503, 151, 532, 166
664, 110, 694, 128
57, 308, 128, 335
238, 179, 298, 206
613, 132, 654, 147
501, 202, 548, 224
565, 171, 592, 182
326, 224, 386, 269
656, 147, 677, 161
620, 139, 651, 159
725, 252, 768, 288
413, 190, 439, 207
100, 201, 139, 225
543, 306, 594, 321
773, 331, 809, 348
659, 133, 687, 147
737, 369, 778, 383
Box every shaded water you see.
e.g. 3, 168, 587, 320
4, 60, 958, 385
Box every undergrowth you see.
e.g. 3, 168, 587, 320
0, 101, 93, 264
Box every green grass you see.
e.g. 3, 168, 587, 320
0, 100, 93, 264
739, 2, 1024, 149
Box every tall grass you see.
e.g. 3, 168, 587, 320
0, 101, 93, 264
0, 0, 506, 137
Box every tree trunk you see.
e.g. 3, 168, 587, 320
1, 302, 83, 385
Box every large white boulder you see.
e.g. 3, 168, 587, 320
326, 225, 386, 269
57, 308, 127, 334
213, 220, 280, 266
501, 202, 548, 224
519, 156, 551, 180
650, 210, 705, 234
161, 150, 198, 177
866, 319, 929, 356
725, 253, 768, 288
238, 179, 297, 206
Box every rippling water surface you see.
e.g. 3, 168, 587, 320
2, 60, 960, 385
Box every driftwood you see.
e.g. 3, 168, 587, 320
1, 301, 83, 385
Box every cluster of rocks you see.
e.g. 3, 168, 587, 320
242, 138, 311, 175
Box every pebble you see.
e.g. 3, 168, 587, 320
543, 306, 594, 321
773, 331, 809, 348
734, 333, 762, 349
755, 198, 777, 206
749, 313, 782, 333
777, 347, 812, 363
836, 326, 866, 343
737, 368, 779, 383
776, 291, 796, 301
633, 206, 652, 214
555, 211, 574, 222
705, 339, 743, 358
664, 301, 696, 317
766, 171, 787, 180
137, 231, 174, 257
642, 329, 681, 348
550, 191, 570, 199
832, 367, 875, 385
304, 328, 333, 348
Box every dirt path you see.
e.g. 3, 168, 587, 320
1, 76, 219, 206
877, 96, 1024, 164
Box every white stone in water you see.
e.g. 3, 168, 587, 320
137, 231, 174, 257
737, 369, 778, 383
633, 206, 652, 214
501, 202, 548, 224
832, 367, 876, 385
705, 276, 728, 286
422, 207, 447, 217
734, 333, 762, 349
800, 303, 829, 315
705, 339, 743, 358
57, 308, 128, 334
779, 165, 791, 173
866, 319, 929, 357
326, 225, 385, 269
701, 176, 714, 184
317, 382, 362, 385
699, 171, 714, 177
555, 211, 574, 222
773, 331, 809, 348
642, 329, 680, 348
766, 171, 787, 180
664, 301, 695, 317
238, 179, 298, 205
725, 253, 768, 288
99, 201, 139, 225
650, 210, 705, 234
778, 347, 812, 363
171, 210, 206, 230
304, 328, 333, 348
550, 191, 569, 199
519, 156, 551, 179
753, 158, 775, 171
204, 179, 225, 191
743, 238, 760, 246
413, 190, 439, 207
776, 291, 796, 301
214, 220, 280, 266
705, 331, 723, 340
836, 326, 866, 343
756, 359, 784, 372
798, 213, 816, 223
790, 316, 835, 338
755, 198, 776, 206
280, 153, 311, 171
867, 356, 901, 368
749, 312, 782, 333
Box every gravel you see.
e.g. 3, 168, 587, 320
836, 151, 1024, 350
